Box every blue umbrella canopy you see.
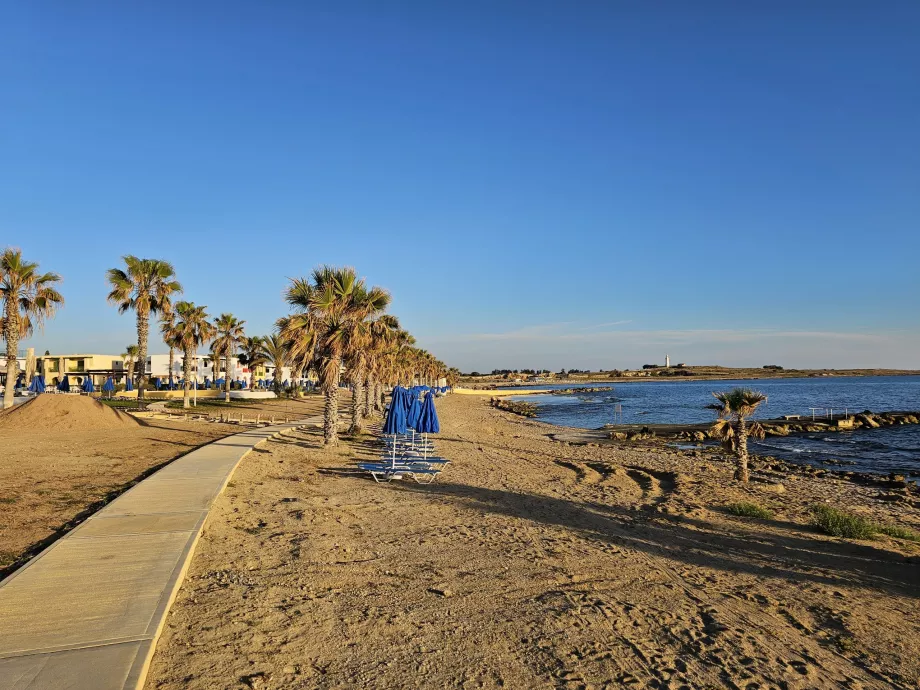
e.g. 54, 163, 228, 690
102, 377, 115, 392
383, 388, 407, 435
58, 375, 70, 393
28, 376, 46, 393
125, 378, 134, 391
153, 377, 162, 390
415, 392, 440, 434
406, 392, 422, 429
204, 378, 211, 389
82, 377, 95, 393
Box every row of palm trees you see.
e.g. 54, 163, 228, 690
110, 260, 456, 444
2, 249, 458, 445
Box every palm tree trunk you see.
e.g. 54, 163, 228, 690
136, 308, 149, 399
364, 375, 373, 417
323, 363, 340, 446
126, 359, 135, 388
168, 346, 175, 388
224, 351, 231, 402
3, 307, 19, 410
182, 346, 193, 409
735, 416, 750, 483
274, 367, 282, 396
350, 370, 364, 434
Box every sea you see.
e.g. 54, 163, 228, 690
506, 376, 920, 479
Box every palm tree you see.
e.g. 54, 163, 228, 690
362, 314, 400, 417
106, 256, 182, 399
162, 302, 215, 409
160, 309, 178, 386
1, 249, 64, 409
238, 336, 266, 391
707, 388, 768, 483
258, 334, 289, 395
122, 344, 139, 386
277, 312, 318, 394
212, 313, 245, 402
283, 267, 390, 445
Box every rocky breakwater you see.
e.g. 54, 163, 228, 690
550, 386, 614, 395
490, 397, 538, 418
608, 410, 920, 443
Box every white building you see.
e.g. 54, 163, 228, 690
146, 354, 294, 385
665, 354, 670, 368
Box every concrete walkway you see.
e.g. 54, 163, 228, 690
0, 417, 321, 690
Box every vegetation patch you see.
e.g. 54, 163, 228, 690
877, 524, 920, 543
724, 501, 774, 519
810, 505, 877, 540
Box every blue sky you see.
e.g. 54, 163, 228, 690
3, 2, 918, 371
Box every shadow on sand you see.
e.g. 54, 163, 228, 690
387, 480, 920, 599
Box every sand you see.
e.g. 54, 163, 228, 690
146, 395, 920, 689
0, 395, 325, 575
0, 394, 139, 431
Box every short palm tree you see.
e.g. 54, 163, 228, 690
162, 302, 215, 409
238, 336, 266, 391
258, 334, 289, 395
283, 267, 390, 445
707, 388, 768, 483
1, 249, 64, 409
106, 256, 182, 399
122, 344, 139, 386
160, 309, 178, 386
277, 312, 318, 394
212, 313, 245, 402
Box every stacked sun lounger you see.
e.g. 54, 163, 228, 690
358, 432, 449, 484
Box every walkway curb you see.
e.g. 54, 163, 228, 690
0, 416, 322, 690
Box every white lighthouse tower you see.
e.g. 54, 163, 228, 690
665, 354, 670, 368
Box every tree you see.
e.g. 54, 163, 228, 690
212, 313, 245, 402
1, 249, 64, 409
162, 302, 215, 409
258, 334, 289, 395
160, 309, 178, 386
277, 312, 318, 394
122, 344, 139, 386
707, 388, 768, 483
238, 336, 266, 391
106, 256, 182, 399
283, 267, 390, 446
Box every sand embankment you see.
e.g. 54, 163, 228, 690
147, 394, 920, 689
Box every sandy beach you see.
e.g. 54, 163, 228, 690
146, 394, 920, 689
0, 395, 324, 576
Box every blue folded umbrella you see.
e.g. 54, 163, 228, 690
406, 392, 422, 429
82, 377, 95, 393
415, 392, 440, 435
58, 375, 70, 393
102, 377, 115, 393
125, 378, 134, 391
383, 388, 408, 435
28, 376, 46, 393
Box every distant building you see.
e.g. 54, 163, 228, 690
146, 354, 295, 385
37, 353, 125, 387
665, 354, 670, 368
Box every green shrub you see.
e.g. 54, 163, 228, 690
725, 501, 774, 519
877, 524, 920, 542
810, 505, 877, 540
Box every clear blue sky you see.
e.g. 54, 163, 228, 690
3, 2, 918, 371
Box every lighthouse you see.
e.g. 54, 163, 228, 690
665, 354, 670, 368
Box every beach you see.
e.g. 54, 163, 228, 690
146, 394, 920, 689
0, 395, 324, 575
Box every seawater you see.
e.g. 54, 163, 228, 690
507, 376, 920, 478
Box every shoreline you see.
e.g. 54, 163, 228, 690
460, 370, 920, 390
